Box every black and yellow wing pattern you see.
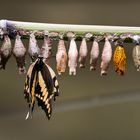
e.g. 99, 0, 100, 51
24, 57, 60, 120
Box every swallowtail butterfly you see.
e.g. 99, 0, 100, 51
24, 57, 59, 120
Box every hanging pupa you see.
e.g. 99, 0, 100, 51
13, 34, 26, 74
0, 34, 12, 69
90, 38, 100, 71
100, 37, 112, 75
132, 45, 140, 71
113, 45, 126, 75
40, 33, 52, 64
28, 32, 40, 62
131, 35, 140, 71
79, 37, 88, 68
68, 37, 78, 75
56, 37, 67, 75
24, 57, 60, 120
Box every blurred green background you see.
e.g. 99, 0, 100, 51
1, 0, 140, 140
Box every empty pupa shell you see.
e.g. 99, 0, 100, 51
40, 35, 52, 64
113, 45, 126, 75
28, 33, 40, 62
132, 45, 140, 71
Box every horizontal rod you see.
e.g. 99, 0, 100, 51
3, 19, 140, 33
0, 19, 140, 41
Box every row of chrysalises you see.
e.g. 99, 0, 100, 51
0, 32, 140, 76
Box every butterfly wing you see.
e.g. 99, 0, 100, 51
24, 60, 38, 119
35, 59, 54, 119
46, 64, 60, 101
24, 63, 34, 105
24, 57, 60, 120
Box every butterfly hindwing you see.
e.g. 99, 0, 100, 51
24, 62, 35, 104
46, 64, 60, 100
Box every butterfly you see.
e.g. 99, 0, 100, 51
113, 45, 126, 75
24, 57, 59, 120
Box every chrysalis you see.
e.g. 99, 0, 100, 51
113, 45, 126, 75
79, 38, 88, 68
90, 39, 100, 71
0, 35, 12, 69
68, 38, 78, 75
24, 57, 59, 120
100, 37, 112, 75
13, 35, 26, 74
132, 45, 140, 71
28, 33, 40, 62
131, 35, 140, 71
40, 35, 52, 64
56, 39, 67, 75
